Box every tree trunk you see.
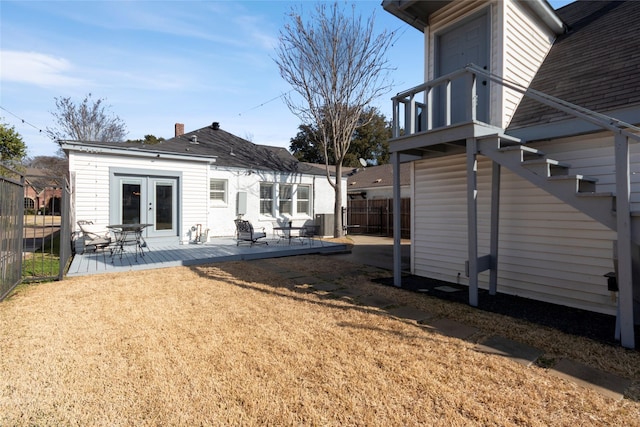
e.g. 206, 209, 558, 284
334, 163, 344, 237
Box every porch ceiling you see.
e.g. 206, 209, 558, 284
381, 0, 453, 31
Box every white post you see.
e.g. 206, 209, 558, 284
467, 138, 479, 306
393, 151, 402, 287
614, 133, 635, 349
489, 161, 501, 295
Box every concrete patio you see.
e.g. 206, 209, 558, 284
67, 237, 348, 277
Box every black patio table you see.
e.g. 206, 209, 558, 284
273, 225, 306, 245
107, 223, 151, 261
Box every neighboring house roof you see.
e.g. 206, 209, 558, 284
24, 167, 64, 192
509, 0, 640, 129
299, 162, 350, 177
347, 163, 410, 192
63, 123, 330, 176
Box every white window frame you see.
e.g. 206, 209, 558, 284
260, 183, 274, 216
279, 184, 293, 215
209, 178, 228, 206
296, 184, 310, 216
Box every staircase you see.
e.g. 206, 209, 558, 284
476, 133, 640, 244
390, 64, 640, 348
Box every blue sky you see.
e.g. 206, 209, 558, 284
1, 0, 574, 158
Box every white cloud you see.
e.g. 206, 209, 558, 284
0, 50, 89, 88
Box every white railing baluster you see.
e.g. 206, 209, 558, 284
427, 86, 434, 131
468, 72, 477, 122
445, 79, 452, 126
409, 93, 416, 135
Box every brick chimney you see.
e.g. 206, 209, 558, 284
175, 123, 185, 137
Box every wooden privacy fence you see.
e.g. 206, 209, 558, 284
0, 165, 24, 301
346, 198, 410, 239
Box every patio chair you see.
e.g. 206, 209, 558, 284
77, 221, 112, 255
302, 224, 323, 246
272, 221, 288, 244
234, 219, 268, 246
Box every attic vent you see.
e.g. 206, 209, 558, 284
211, 122, 220, 130
190, 135, 198, 144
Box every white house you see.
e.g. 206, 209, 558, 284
383, 0, 640, 347
62, 122, 346, 245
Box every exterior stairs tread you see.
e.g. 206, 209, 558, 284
497, 145, 543, 155
548, 174, 598, 183
522, 158, 570, 167
477, 132, 523, 146
575, 191, 615, 198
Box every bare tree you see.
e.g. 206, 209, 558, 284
47, 93, 127, 144
275, 2, 395, 237
26, 155, 69, 178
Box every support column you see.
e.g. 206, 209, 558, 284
392, 151, 402, 287
467, 138, 479, 307
614, 133, 635, 349
489, 161, 501, 295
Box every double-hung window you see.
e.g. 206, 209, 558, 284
210, 179, 227, 205
279, 184, 293, 215
297, 185, 310, 216
260, 183, 274, 215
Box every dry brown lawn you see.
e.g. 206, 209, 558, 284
1, 255, 639, 426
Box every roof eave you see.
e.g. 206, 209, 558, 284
517, 0, 566, 35
60, 141, 217, 163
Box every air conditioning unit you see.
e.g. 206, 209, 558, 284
315, 214, 334, 237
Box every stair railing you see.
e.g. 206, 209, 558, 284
464, 63, 640, 141
463, 63, 639, 349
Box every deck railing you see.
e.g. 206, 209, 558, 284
391, 67, 479, 138
391, 63, 640, 141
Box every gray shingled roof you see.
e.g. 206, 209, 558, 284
69, 123, 326, 175
347, 163, 410, 191
509, 0, 640, 129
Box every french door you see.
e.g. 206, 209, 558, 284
117, 176, 178, 238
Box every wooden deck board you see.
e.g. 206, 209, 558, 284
67, 238, 345, 277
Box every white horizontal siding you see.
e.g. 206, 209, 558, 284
70, 151, 208, 242
532, 132, 640, 211
502, 0, 555, 127
413, 151, 618, 315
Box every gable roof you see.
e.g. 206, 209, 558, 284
509, 0, 640, 130
347, 163, 410, 192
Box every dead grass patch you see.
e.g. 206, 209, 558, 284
1, 255, 639, 426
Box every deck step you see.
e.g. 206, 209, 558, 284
497, 145, 545, 161
522, 158, 571, 176
576, 191, 615, 198
548, 175, 598, 193
477, 133, 523, 148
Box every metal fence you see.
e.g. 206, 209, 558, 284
0, 165, 24, 301
346, 198, 411, 239
22, 175, 72, 283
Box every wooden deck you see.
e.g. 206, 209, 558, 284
67, 237, 347, 277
